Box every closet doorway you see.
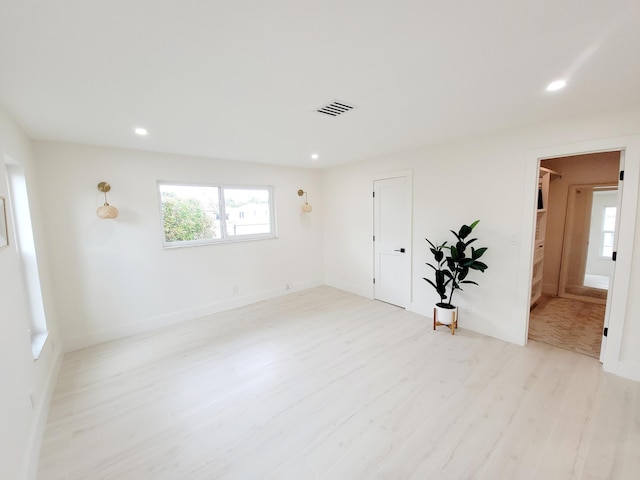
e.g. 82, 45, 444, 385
528, 151, 621, 359
558, 184, 618, 304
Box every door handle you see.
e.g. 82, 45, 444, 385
394, 248, 406, 253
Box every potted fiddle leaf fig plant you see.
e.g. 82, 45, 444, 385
424, 220, 488, 327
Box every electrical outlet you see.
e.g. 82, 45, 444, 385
462, 304, 472, 314
285, 284, 290, 291
232, 285, 239, 295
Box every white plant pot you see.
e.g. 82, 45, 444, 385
434, 304, 458, 325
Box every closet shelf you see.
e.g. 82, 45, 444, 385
531, 168, 553, 308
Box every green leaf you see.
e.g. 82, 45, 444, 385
472, 247, 487, 259
458, 224, 472, 239
470, 261, 488, 272
425, 277, 447, 299
458, 267, 469, 281
424, 278, 437, 289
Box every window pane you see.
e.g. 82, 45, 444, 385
159, 184, 219, 244
224, 188, 271, 236
603, 206, 617, 231
603, 232, 614, 247
158, 183, 275, 247
602, 232, 615, 257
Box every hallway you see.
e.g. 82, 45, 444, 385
529, 295, 605, 358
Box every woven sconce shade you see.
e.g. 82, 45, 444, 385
97, 204, 119, 219
97, 182, 119, 219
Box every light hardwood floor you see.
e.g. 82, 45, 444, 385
38, 286, 640, 479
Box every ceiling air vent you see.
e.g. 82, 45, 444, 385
316, 100, 356, 117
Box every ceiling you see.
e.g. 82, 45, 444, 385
1, 1, 639, 168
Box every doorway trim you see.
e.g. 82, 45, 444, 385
522, 135, 640, 378
371, 169, 413, 308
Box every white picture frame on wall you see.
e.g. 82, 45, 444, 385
0, 196, 8, 248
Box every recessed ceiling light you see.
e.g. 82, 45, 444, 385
546, 80, 567, 92
134, 127, 148, 136
311, 153, 319, 160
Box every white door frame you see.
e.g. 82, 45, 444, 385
372, 169, 413, 308
521, 135, 640, 378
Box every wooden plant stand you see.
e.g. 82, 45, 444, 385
433, 307, 458, 335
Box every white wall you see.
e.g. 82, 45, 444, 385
322, 109, 640, 376
0, 108, 62, 480
4, 107, 640, 478
32, 141, 324, 351
322, 132, 529, 344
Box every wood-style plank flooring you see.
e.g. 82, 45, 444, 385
38, 287, 640, 479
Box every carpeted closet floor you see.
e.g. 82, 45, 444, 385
529, 295, 606, 358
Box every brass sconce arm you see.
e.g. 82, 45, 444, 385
298, 189, 312, 213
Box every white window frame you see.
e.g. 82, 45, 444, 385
601, 205, 616, 259
5, 161, 49, 359
157, 181, 277, 248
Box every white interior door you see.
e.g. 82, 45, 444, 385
374, 175, 411, 307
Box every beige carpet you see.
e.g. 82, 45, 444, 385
529, 295, 605, 358
564, 284, 608, 301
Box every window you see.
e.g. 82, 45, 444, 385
158, 182, 276, 247
6, 163, 49, 358
602, 206, 616, 258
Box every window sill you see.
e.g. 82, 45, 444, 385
31, 332, 49, 360
163, 234, 279, 249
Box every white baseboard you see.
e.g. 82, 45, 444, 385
63, 279, 323, 352
25, 337, 63, 480
324, 278, 372, 299
609, 360, 640, 382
